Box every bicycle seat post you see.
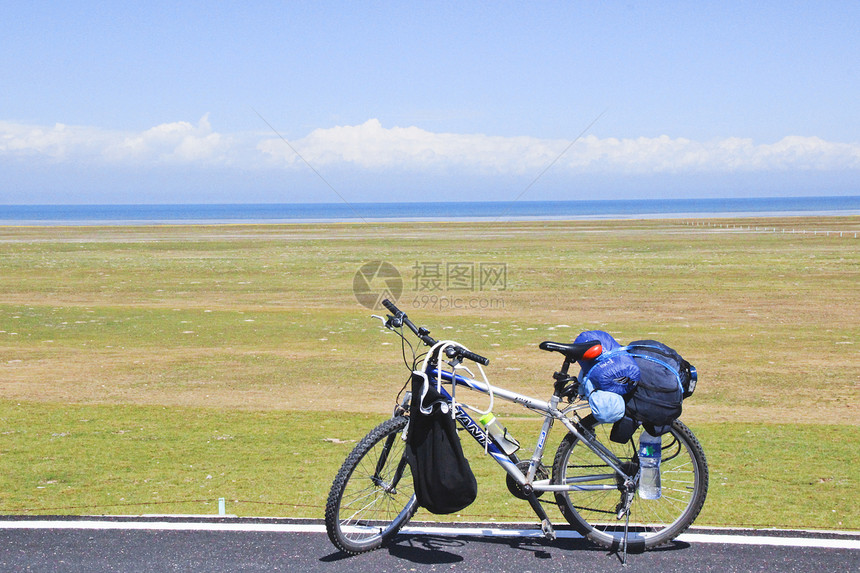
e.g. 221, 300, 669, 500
559, 358, 571, 376
552, 359, 574, 397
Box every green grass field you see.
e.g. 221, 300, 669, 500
1, 217, 857, 529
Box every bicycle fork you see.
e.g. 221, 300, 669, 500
369, 393, 413, 493
371, 429, 409, 494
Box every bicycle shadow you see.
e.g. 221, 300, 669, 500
321, 531, 691, 565
388, 534, 692, 565
319, 535, 467, 565
387, 533, 608, 563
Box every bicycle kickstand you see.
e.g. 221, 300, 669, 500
616, 489, 635, 566
621, 504, 630, 565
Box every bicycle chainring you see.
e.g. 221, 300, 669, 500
506, 461, 549, 500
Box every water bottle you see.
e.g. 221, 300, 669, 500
638, 430, 662, 499
479, 413, 520, 455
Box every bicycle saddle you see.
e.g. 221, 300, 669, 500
539, 340, 603, 362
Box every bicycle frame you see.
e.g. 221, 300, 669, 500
423, 366, 633, 494
328, 302, 706, 560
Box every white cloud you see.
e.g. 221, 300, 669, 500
103, 114, 227, 164
0, 121, 113, 161
258, 119, 575, 174
259, 119, 860, 174
3, 116, 859, 175
0, 115, 228, 165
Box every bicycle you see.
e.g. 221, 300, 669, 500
325, 299, 708, 558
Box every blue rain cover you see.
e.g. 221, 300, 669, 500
574, 330, 640, 396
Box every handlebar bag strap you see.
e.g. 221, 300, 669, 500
405, 373, 478, 514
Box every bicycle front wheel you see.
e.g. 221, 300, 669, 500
552, 418, 708, 550
325, 415, 417, 554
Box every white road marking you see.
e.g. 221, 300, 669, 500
0, 520, 857, 550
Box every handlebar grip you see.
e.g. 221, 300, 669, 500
443, 344, 489, 366
460, 347, 490, 366
381, 299, 401, 315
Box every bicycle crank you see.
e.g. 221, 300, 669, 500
506, 461, 549, 500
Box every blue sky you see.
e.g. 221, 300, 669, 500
1, 1, 858, 204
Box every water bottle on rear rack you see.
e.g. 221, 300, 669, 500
638, 430, 662, 499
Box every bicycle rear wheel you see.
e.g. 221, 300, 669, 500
552, 418, 708, 550
325, 415, 417, 554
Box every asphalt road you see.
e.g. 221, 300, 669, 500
1, 518, 858, 573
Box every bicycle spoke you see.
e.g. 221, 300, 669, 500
553, 419, 707, 549
326, 416, 417, 554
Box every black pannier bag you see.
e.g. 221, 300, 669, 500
628, 340, 697, 398
405, 373, 478, 514
620, 340, 698, 437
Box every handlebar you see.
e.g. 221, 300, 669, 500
382, 299, 434, 344
381, 298, 404, 318
445, 345, 491, 367
381, 299, 490, 366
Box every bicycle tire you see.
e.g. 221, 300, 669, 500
552, 418, 708, 550
325, 415, 418, 554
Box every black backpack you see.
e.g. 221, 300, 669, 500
405, 374, 478, 514
622, 340, 697, 436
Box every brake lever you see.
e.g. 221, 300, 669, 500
370, 314, 390, 329
456, 364, 475, 378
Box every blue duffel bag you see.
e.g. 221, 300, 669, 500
574, 331, 640, 423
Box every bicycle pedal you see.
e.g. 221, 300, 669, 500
540, 519, 556, 540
